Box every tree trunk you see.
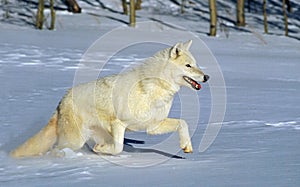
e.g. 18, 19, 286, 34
122, 0, 128, 15
282, 0, 288, 36
50, 0, 56, 30
136, 0, 142, 10
209, 0, 217, 36
181, 0, 186, 14
237, 0, 246, 26
36, 0, 44, 29
65, 0, 81, 13
129, 0, 136, 27
263, 0, 268, 33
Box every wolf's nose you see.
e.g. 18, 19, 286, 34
203, 75, 209, 82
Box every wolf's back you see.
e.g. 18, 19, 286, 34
10, 111, 58, 158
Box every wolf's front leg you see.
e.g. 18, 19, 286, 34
147, 118, 193, 153
93, 120, 126, 155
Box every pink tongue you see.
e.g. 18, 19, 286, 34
192, 81, 201, 90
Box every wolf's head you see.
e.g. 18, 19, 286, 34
168, 40, 209, 90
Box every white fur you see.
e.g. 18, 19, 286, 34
11, 40, 208, 157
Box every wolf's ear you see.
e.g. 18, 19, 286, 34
170, 43, 183, 59
183, 40, 192, 51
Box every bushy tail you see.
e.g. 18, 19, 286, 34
10, 111, 58, 158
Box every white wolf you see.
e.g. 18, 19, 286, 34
11, 40, 209, 158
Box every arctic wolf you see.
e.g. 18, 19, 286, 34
11, 40, 209, 158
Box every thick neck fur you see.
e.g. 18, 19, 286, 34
132, 48, 180, 95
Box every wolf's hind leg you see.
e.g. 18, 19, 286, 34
93, 120, 126, 155
55, 114, 86, 152
147, 118, 193, 153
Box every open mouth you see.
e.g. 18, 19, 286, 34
183, 76, 201, 90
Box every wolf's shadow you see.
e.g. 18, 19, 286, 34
123, 138, 185, 159
85, 138, 184, 159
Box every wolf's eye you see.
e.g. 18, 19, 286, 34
185, 64, 191, 68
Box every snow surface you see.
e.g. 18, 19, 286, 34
1, 0, 300, 186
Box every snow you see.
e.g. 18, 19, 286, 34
1, 0, 300, 186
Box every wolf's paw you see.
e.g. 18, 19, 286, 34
182, 145, 193, 153
181, 141, 193, 153
93, 144, 105, 153
93, 143, 123, 155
